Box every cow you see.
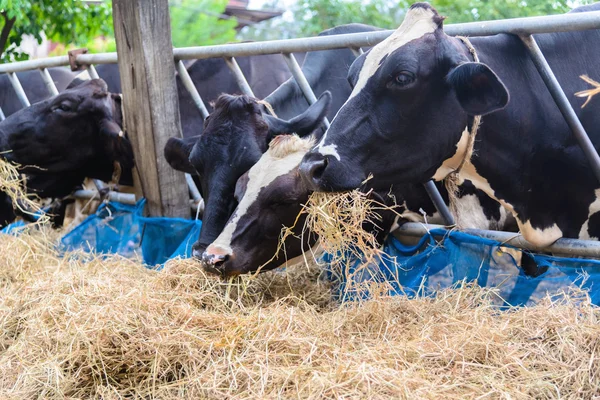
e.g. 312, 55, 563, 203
0, 67, 76, 117
0, 78, 133, 227
201, 131, 539, 279
300, 2, 600, 248
201, 133, 433, 277
163, 24, 385, 259
166, 92, 332, 258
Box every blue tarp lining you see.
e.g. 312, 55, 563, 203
4, 200, 600, 306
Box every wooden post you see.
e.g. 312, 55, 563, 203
112, 0, 189, 218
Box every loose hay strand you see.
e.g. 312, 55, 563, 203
575, 74, 600, 108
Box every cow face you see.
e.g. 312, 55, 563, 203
0, 79, 133, 191
163, 92, 331, 257
201, 134, 317, 277
300, 3, 508, 192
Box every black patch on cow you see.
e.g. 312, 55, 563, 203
586, 211, 600, 240
519, 253, 549, 278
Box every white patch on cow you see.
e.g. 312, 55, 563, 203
454, 194, 492, 230
579, 189, 600, 240
433, 127, 563, 245
318, 144, 340, 161
316, 6, 438, 156
206, 135, 314, 257
517, 220, 563, 248
76, 70, 91, 81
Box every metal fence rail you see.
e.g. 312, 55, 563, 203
1, 10, 599, 255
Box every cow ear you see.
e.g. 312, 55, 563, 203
234, 171, 250, 202
447, 62, 509, 116
99, 119, 135, 170
164, 137, 197, 174
264, 91, 332, 138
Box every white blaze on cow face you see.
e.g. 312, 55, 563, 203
316, 6, 439, 157
206, 135, 315, 257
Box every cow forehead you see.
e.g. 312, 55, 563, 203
208, 148, 306, 254
349, 7, 438, 100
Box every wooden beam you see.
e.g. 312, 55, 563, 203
112, 0, 189, 218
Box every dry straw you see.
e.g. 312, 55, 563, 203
1, 228, 600, 399
0, 157, 45, 220
575, 74, 600, 108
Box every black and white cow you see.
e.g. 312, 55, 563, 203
202, 133, 436, 277
163, 24, 382, 258
300, 2, 600, 248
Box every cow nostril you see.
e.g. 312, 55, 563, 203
201, 251, 230, 269
311, 157, 328, 181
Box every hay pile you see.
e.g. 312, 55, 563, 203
1, 227, 600, 399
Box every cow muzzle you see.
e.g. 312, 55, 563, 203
200, 245, 232, 275
299, 152, 329, 191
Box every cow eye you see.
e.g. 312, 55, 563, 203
394, 72, 415, 87
54, 103, 72, 113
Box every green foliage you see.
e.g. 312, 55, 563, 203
169, 0, 238, 47
0, 0, 112, 61
241, 0, 594, 40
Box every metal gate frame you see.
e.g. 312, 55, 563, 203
0, 10, 599, 256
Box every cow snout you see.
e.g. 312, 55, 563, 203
299, 153, 328, 190
200, 245, 232, 275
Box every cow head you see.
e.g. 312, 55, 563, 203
300, 3, 508, 192
201, 132, 446, 277
201, 134, 318, 277
164, 91, 331, 257
0, 78, 133, 194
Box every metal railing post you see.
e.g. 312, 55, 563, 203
223, 56, 255, 97
88, 64, 100, 79
39, 68, 59, 96
423, 180, 455, 226
175, 60, 210, 119
281, 52, 330, 128
520, 34, 600, 185
350, 47, 363, 57
7, 72, 30, 107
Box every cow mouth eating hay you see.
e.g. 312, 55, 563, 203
0, 157, 46, 223
302, 188, 405, 295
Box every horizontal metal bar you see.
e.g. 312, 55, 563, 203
173, 11, 600, 60
74, 52, 117, 66
0, 55, 70, 74
282, 52, 330, 128
175, 60, 209, 119
8, 72, 30, 107
72, 189, 137, 205
396, 223, 600, 258
0, 11, 596, 74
